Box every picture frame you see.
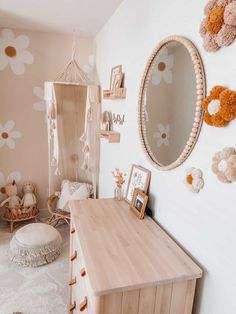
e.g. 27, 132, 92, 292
130, 188, 148, 219
112, 72, 123, 90
125, 164, 151, 203
110, 65, 122, 90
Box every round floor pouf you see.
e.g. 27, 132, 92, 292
9, 223, 62, 267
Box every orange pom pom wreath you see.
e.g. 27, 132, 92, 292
202, 86, 236, 127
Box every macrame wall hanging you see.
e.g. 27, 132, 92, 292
55, 33, 92, 84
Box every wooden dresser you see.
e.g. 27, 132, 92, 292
69, 199, 202, 314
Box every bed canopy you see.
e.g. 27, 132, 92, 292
44, 41, 100, 198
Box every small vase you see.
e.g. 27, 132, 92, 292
114, 186, 124, 201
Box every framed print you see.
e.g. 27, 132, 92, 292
125, 164, 151, 203
110, 65, 122, 90
130, 188, 148, 219
112, 72, 123, 90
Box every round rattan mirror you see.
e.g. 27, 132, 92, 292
138, 36, 206, 170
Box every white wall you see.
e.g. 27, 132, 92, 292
95, 0, 236, 313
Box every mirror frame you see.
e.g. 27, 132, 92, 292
138, 35, 206, 170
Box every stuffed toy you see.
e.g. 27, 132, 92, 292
21, 182, 37, 211
0, 180, 22, 217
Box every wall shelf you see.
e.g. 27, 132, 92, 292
100, 130, 120, 143
103, 88, 126, 99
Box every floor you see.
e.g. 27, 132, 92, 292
0, 214, 69, 314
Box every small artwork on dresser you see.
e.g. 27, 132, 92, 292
135, 195, 143, 211
125, 164, 151, 203
130, 188, 148, 219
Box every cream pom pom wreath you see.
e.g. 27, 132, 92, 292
184, 167, 204, 193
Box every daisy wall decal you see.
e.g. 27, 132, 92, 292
151, 47, 174, 85
0, 170, 22, 201
153, 124, 170, 147
0, 120, 22, 149
33, 86, 46, 111
0, 28, 34, 75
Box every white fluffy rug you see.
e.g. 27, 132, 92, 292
0, 216, 69, 314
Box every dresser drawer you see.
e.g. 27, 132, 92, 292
69, 225, 94, 314
83, 269, 94, 309
70, 227, 82, 270
70, 281, 88, 313
70, 288, 93, 314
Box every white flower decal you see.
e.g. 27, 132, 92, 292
151, 47, 174, 85
33, 86, 46, 111
0, 120, 22, 149
184, 167, 204, 193
0, 171, 22, 201
0, 28, 34, 75
153, 124, 170, 147
82, 55, 95, 81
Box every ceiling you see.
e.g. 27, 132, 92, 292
0, 0, 123, 36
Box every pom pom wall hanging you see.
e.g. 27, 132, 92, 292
202, 85, 236, 127
184, 167, 204, 193
212, 147, 236, 182
199, 0, 236, 52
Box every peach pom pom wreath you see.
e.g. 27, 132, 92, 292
200, 0, 236, 51
212, 147, 236, 183
202, 85, 236, 127
224, 2, 236, 26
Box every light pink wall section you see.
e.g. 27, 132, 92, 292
0, 28, 94, 209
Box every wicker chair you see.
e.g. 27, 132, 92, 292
47, 194, 71, 226
47, 189, 95, 226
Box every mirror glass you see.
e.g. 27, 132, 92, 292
139, 37, 205, 169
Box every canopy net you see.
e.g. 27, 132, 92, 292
44, 37, 100, 197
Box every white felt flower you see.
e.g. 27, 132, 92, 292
0, 120, 22, 149
33, 86, 46, 111
153, 124, 170, 147
184, 167, 204, 193
0, 28, 34, 75
0, 171, 22, 201
151, 47, 174, 85
82, 55, 95, 81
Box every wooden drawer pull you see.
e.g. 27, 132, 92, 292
80, 267, 86, 277
69, 301, 76, 312
79, 297, 87, 312
69, 277, 76, 286
70, 250, 77, 261
71, 227, 75, 234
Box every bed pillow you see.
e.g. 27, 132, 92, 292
57, 180, 93, 212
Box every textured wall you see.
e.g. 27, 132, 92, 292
0, 28, 94, 208
95, 0, 236, 313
